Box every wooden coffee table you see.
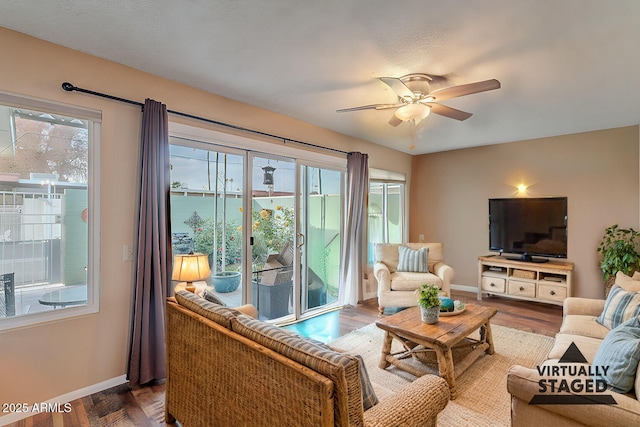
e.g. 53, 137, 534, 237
375, 304, 497, 399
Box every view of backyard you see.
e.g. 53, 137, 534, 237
0, 104, 90, 322
169, 142, 343, 320
0, 108, 400, 324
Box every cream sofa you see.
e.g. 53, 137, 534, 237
166, 290, 450, 427
507, 272, 640, 426
374, 243, 454, 315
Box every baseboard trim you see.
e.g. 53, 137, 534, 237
362, 290, 377, 301
0, 375, 128, 426
362, 284, 477, 302
450, 283, 478, 294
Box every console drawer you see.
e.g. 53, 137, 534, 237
481, 276, 505, 293
538, 283, 567, 302
508, 280, 536, 298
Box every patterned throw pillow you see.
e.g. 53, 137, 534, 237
592, 315, 640, 393
596, 285, 640, 330
203, 289, 227, 306
397, 245, 428, 273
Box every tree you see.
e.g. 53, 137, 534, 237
0, 116, 88, 183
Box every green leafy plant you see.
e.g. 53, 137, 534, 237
193, 218, 242, 270
249, 205, 294, 270
597, 224, 640, 281
416, 284, 441, 309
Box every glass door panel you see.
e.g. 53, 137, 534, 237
249, 154, 296, 320
169, 141, 245, 306
299, 164, 342, 314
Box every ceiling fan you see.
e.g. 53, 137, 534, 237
337, 73, 501, 126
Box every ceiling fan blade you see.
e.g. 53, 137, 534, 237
336, 103, 403, 113
379, 77, 414, 99
388, 115, 403, 127
429, 79, 501, 102
426, 103, 473, 121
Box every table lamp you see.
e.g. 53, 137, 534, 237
172, 252, 211, 293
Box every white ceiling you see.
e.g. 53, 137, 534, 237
1, 0, 639, 155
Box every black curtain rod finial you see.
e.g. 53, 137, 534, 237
61, 82, 76, 92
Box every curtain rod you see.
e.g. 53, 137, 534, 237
61, 82, 349, 155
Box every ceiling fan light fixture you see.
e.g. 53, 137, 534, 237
395, 103, 431, 122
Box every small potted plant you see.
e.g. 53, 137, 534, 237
597, 224, 640, 296
416, 283, 441, 324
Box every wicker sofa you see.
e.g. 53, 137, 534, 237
507, 272, 640, 426
166, 290, 450, 427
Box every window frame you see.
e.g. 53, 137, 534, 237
0, 91, 101, 331
368, 168, 407, 265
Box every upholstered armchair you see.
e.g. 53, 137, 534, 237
374, 242, 454, 315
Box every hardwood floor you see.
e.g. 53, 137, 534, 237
5, 290, 562, 426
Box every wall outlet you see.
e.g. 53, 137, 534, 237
123, 244, 133, 262
418, 234, 425, 242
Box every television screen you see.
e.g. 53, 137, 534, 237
489, 197, 567, 260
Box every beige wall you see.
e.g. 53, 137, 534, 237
410, 126, 639, 299
0, 27, 411, 408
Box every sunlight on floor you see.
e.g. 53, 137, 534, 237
282, 310, 341, 343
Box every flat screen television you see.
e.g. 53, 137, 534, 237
489, 197, 567, 262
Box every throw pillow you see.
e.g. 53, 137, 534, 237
203, 289, 227, 306
397, 245, 428, 273
614, 271, 640, 292
353, 354, 379, 410
592, 315, 640, 393
596, 285, 640, 330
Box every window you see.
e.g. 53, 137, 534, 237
0, 93, 100, 330
368, 169, 405, 264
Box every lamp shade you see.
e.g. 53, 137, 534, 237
172, 253, 211, 283
395, 103, 431, 122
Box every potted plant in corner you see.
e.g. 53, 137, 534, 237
416, 283, 441, 324
597, 224, 640, 297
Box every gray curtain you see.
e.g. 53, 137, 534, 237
127, 98, 172, 386
339, 152, 369, 306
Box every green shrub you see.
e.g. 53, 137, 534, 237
597, 224, 640, 281
193, 218, 242, 270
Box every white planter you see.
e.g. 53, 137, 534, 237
420, 306, 440, 324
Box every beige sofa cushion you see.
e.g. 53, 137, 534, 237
389, 271, 443, 291
375, 243, 400, 273
548, 333, 603, 363
560, 315, 610, 340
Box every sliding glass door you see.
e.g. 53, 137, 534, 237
249, 154, 296, 319
298, 163, 342, 315
249, 156, 343, 320
169, 130, 345, 322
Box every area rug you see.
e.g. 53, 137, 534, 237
329, 322, 554, 426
